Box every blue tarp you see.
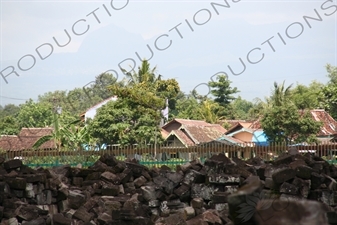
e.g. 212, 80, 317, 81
252, 131, 269, 146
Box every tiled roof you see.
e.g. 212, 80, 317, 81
309, 109, 337, 136
162, 118, 211, 129
0, 135, 55, 151
163, 119, 227, 146
166, 130, 195, 147
183, 125, 226, 145
19, 127, 53, 137
0, 127, 56, 151
161, 128, 170, 139
225, 119, 262, 135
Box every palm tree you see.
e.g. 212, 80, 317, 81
198, 100, 225, 124
123, 59, 162, 87
269, 81, 293, 107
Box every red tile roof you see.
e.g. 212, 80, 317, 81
0, 127, 55, 151
0, 135, 55, 151
163, 118, 227, 146
170, 130, 195, 146
19, 127, 53, 137
162, 118, 211, 130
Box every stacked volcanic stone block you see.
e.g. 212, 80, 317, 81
0, 152, 337, 224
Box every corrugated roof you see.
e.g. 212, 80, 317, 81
309, 109, 337, 136
218, 135, 246, 144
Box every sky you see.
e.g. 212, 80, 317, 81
0, 0, 336, 107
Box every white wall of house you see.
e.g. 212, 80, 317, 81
84, 96, 117, 121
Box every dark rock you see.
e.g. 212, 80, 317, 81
227, 174, 262, 225
4, 159, 22, 170
97, 213, 112, 225
133, 176, 147, 188
99, 154, 119, 167
272, 167, 296, 184
183, 170, 205, 185
311, 172, 325, 190
72, 207, 94, 222
326, 211, 337, 225
101, 183, 120, 196
5, 177, 27, 190
68, 190, 86, 209
21, 217, 46, 225
208, 172, 240, 184
174, 183, 191, 202
52, 213, 72, 225
273, 154, 294, 166
279, 182, 298, 195
255, 199, 329, 225
211, 191, 229, 203
295, 165, 314, 179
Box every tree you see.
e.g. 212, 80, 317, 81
326, 63, 337, 84
261, 81, 322, 144
261, 104, 322, 144
247, 98, 269, 120
88, 98, 163, 146
320, 64, 337, 119
290, 81, 323, 110
17, 99, 54, 128
123, 59, 161, 86
0, 116, 20, 135
90, 60, 175, 146
0, 104, 20, 118
231, 96, 254, 119
173, 92, 203, 120
208, 74, 239, 106
198, 99, 225, 124
268, 81, 293, 107
208, 74, 239, 118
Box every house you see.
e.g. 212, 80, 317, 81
80, 96, 118, 122
0, 127, 55, 151
162, 119, 227, 147
308, 109, 337, 142
223, 109, 337, 145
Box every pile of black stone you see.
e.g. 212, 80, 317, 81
0, 152, 337, 225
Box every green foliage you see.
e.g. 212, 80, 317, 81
173, 93, 204, 120
231, 96, 254, 120
89, 94, 163, 146
0, 115, 20, 135
261, 83, 322, 144
320, 64, 337, 119
290, 81, 324, 110
0, 104, 20, 118
268, 81, 293, 107
208, 74, 239, 106
17, 99, 54, 128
